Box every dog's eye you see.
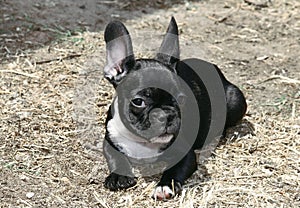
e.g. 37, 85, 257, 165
131, 98, 146, 108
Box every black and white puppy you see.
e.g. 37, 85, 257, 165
102, 17, 247, 200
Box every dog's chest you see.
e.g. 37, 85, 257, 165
107, 114, 164, 160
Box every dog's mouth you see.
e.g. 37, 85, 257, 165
149, 134, 174, 144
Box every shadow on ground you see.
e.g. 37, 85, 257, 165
0, 0, 198, 61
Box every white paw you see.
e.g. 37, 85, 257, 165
152, 186, 174, 200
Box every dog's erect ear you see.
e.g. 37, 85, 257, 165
156, 17, 180, 67
104, 21, 135, 86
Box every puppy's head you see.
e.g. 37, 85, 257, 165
104, 17, 184, 145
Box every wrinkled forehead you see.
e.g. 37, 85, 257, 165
118, 64, 182, 99
135, 87, 175, 100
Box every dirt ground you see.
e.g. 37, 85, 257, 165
1, 0, 299, 207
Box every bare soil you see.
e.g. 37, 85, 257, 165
1, 0, 299, 207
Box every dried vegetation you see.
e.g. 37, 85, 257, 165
0, 0, 299, 207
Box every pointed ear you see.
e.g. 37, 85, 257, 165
156, 17, 180, 67
104, 21, 135, 86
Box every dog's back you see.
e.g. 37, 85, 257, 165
176, 60, 247, 149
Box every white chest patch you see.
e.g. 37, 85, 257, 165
107, 97, 165, 160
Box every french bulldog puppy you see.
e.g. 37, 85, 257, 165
102, 17, 247, 200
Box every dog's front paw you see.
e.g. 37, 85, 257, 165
152, 181, 182, 200
104, 173, 136, 191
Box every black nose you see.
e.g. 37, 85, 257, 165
149, 109, 167, 124
157, 113, 167, 123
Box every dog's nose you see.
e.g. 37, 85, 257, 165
140, 108, 167, 139
156, 113, 167, 123
149, 109, 167, 124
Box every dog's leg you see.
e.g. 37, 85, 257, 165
153, 149, 197, 200
103, 140, 136, 191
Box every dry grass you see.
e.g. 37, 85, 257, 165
1, 0, 300, 207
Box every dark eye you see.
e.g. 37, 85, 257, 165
131, 98, 146, 108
